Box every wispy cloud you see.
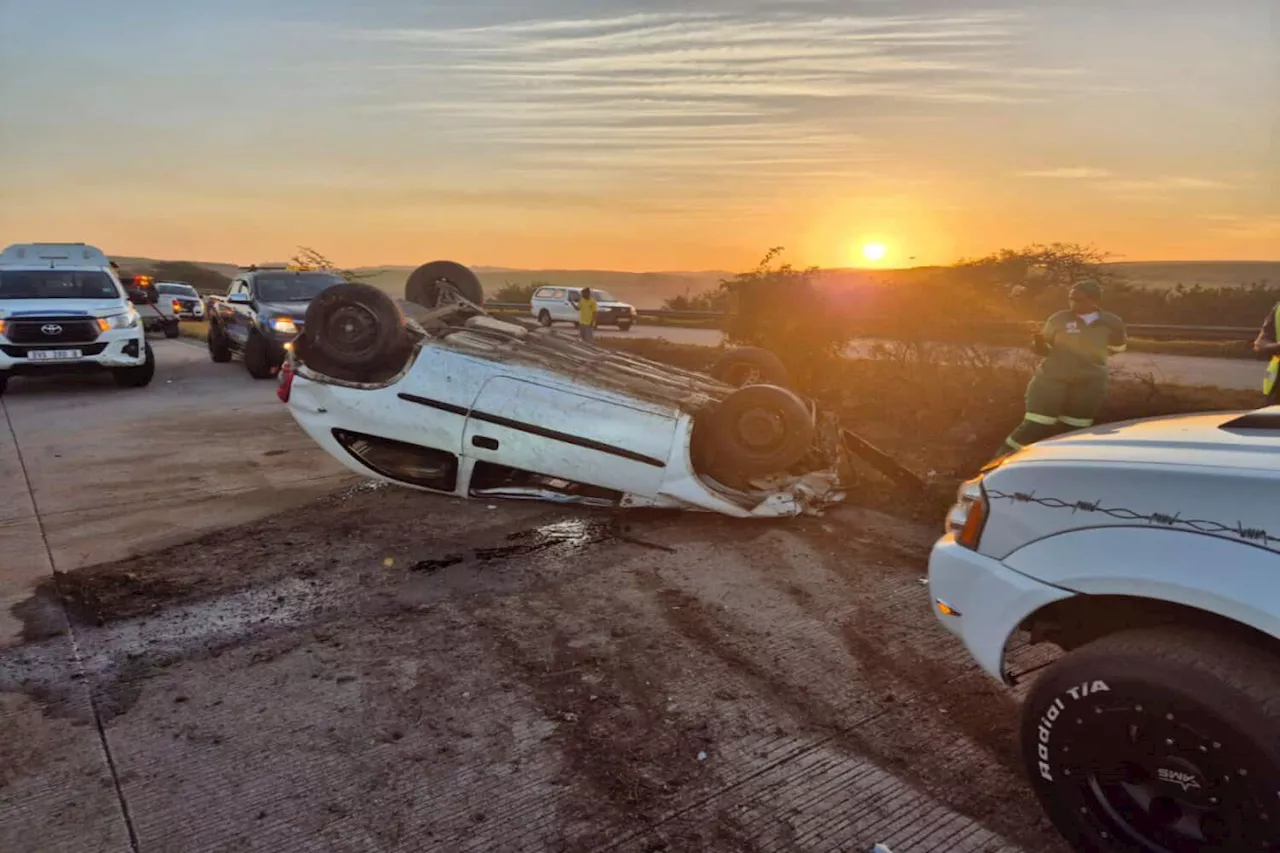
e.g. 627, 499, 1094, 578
1018, 167, 1112, 179
340, 9, 1082, 187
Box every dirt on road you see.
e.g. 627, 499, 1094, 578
3, 485, 1068, 852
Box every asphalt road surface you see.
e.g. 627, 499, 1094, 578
595, 325, 1263, 392
0, 336, 1072, 852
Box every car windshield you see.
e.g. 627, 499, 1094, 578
0, 270, 120, 300
255, 272, 345, 302
157, 283, 198, 297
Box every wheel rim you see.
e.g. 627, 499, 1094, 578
725, 364, 763, 387
323, 304, 381, 359
1061, 693, 1279, 851
734, 406, 786, 453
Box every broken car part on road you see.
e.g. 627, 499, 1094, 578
280, 260, 917, 517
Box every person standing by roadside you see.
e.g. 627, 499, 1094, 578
994, 279, 1127, 460
1254, 300, 1280, 405
578, 287, 598, 343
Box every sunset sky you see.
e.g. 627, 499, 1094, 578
2, 0, 1276, 270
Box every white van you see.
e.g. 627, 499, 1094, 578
529, 285, 636, 331
0, 243, 154, 395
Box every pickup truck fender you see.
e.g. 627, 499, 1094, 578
1002, 526, 1280, 643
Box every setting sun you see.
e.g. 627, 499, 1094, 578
861, 243, 888, 264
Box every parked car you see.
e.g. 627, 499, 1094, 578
530, 285, 636, 331
206, 265, 346, 378
279, 261, 850, 517
119, 274, 180, 338
155, 282, 204, 319
0, 242, 154, 394
929, 408, 1280, 853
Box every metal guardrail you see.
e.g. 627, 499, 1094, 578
484, 303, 1257, 342
192, 293, 1255, 342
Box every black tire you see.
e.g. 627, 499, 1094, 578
404, 261, 484, 309
243, 331, 276, 380
113, 343, 155, 388
163, 321, 180, 339
538, 310, 553, 327
694, 384, 815, 482
301, 281, 409, 381
0, 372, 8, 396
617, 320, 633, 331
709, 346, 789, 388
207, 322, 232, 363
1022, 626, 1280, 853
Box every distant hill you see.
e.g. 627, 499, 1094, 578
1104, 261, 1280, 289
108, 256, 1280, 308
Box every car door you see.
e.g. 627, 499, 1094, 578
223, 279, 251, 348
462, 376, 678, 496
561, 289, 580, 324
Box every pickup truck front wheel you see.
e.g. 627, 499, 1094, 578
207, 323, 232, 363
113, 343, 155, 388
0, 372, 8, 396
163, 320, 180, 339
243, 331, 277, 380
1021, 626, 1280, 853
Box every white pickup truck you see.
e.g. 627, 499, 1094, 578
0, 243, 155, 395
929, 408, 1280, 853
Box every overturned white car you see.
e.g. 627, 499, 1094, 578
278, 261, 860, 517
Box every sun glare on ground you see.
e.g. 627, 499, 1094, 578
861, 243, 888, 264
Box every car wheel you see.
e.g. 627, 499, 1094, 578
163, 321, 180, 339
0, 372, 8, 396
405, 260, 484, 309
113, 343, 155, 388
1021, 626, 1280, 853
709, 346, 789, 388
617, 320, 633, 331
694, 384, 815, 482
538, 310, 553, 327
243, 331, 276, 380
207, 323, 232, 363
301, 282, 409, 382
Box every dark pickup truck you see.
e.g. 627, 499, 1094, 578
206, 266, 347, 378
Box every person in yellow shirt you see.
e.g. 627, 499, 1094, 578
577, 287, 598, 342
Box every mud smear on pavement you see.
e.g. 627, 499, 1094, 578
647, 580, 1057, 853
412, 519, 616, 573
474, 600, 727, 851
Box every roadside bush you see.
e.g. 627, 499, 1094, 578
713, 248, 855, 390
491, 281, 541, 303
601, 337, 1260, 518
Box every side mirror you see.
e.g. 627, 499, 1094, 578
227, 292, 252, 305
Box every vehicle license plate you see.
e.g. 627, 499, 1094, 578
28, 349, 82, 361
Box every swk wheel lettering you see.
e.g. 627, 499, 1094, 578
1037, 681, 1111, 782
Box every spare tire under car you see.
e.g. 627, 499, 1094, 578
300, 282, 410, 382
692, 384, 816, 487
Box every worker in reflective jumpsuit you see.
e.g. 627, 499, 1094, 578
1254, 301, 1280, 406
996, 279, 1127, 459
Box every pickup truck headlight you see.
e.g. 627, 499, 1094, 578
271, 316, 298, 335
945, 476, 989, 550
97, 309, 141, 331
